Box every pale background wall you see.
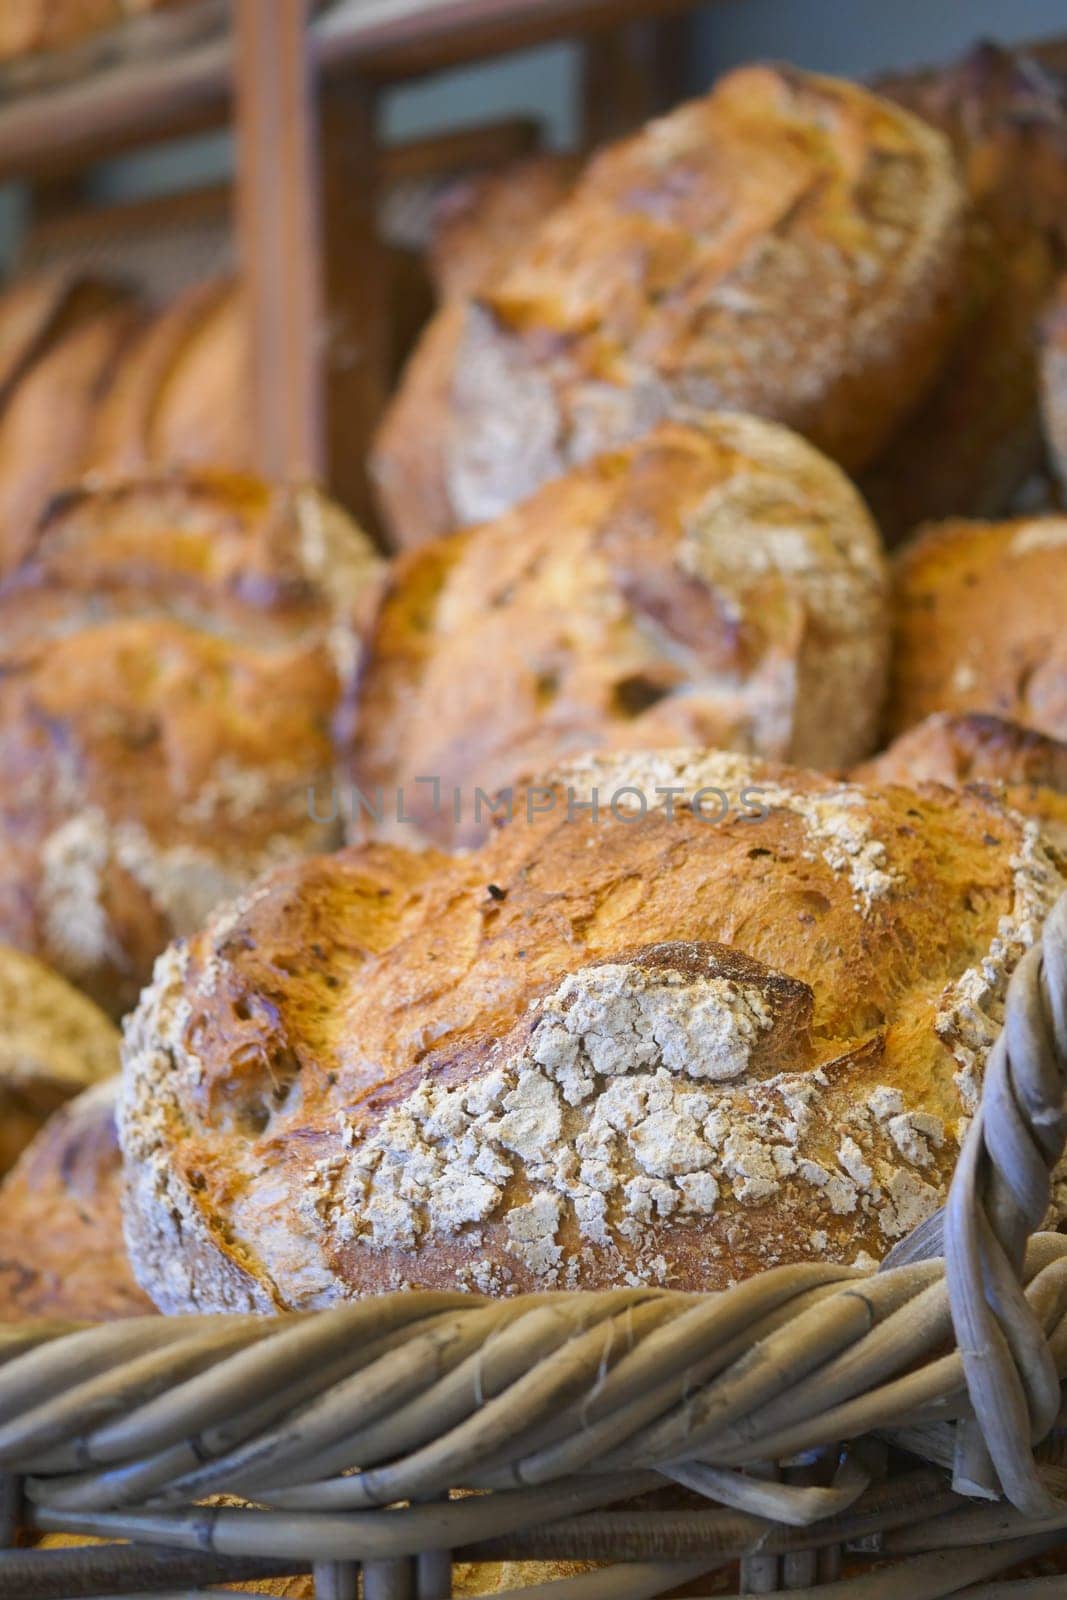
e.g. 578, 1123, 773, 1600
2, 0, 1066, 266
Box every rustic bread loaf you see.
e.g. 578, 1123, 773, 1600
120, 750, 1066, 1312
0, 271, 140, 574
0, 1078, 153, 1320
86, 277, 251, 478
0, 0, 196, 63
855, 712, 1067, 851
371, 65, 966, 548
1041, 271, 1067, 491
0, 471, 382, 1017
888, 515, 1067, 742
354, 417, 889, 846
0, 943, 119, 1176
428, 153, 581, 302
862, 43, 1067, 541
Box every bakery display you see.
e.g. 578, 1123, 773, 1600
888, 514, 1067, 742
0, 943, 119, 1175
864, 42, 1067, 540
0, 471, 382, 1017
353, 415, 889, 846
372, 64, 966, 547
855, 711, 1067, 850
120, 750, 1065, 1312
0, 1077, 153, 1319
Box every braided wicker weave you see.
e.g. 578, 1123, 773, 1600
3, 893, 1067, 1599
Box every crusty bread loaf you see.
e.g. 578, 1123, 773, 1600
0, 0, 196, 63
0, 471, 382, 1016
855, 712, 1067, 851
0, 1077, 153, 1320
372, 65, 966, 548
863, 43, 1067, 541
0, 944, 119, 1175
86, 277, 251, 478
428, 153, 581, 302
354, 417, 889, 846
888, 515, 1067, 742
1041, 271, 1067, 491
120, 750, 1066, 1312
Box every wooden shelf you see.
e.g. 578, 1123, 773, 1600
0, 0, 698, 183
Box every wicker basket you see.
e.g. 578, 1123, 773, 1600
2, 894, 1067, 1599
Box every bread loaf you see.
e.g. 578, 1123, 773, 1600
888, 515, 1067, 742
120, 750, 1066, 1312
372, 65, 966, 547
0, 943, 119, 1175
864, 43, 1067, 540
354, 417, 889, 846
0, 0, 196, 63
428, 153, 581, 302
0, 1078, 153, 1320
0, 471, 382, 1016
87, 277, 251, 478
855, 712, 1067, 851
1041, 271, 1067, 491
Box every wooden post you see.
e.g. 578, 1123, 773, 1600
581, 13, 694, 148
233, 0, 325, 482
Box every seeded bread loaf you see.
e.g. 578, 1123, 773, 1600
0, 471, 382, 1017
864, 42, 1067, 540
371, 65, 965, 548
0, 944, 119, 1175
354, 417, 889, 846
0, 1078, 153, 1320
888, 515, 1067, 743
120, 750, 1066, 1312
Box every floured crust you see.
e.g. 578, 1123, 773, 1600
373, 64, 965, 545
354, 417, 889, 847
0, 1078, 152, 1320
0, 944, 119, 1173
120, 753, 1066, 1312
0, 471, 383, 1016
856, 712, 1067, 852
888, 515, 1067, 743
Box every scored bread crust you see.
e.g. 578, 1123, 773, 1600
427, 153, 582, 303
888, 515, 1067, 744
372, 64, 966, 547
120, 752, 1066, 1313
355, 416, 889, 846
0, 471, 383, 1016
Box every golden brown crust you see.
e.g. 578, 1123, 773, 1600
355, 417, 889, 846
0, 471, 382, 1016
373, 65, 966, 547
0, 1079, 153, 1321
428, 153, 581, 302
121, 752, 1066, 1312
855, 712, 1067, 852
888, 515, 1067, 742
0, 944, 119, 1175
87, 277, 251, 478
864, 42, 1067, 541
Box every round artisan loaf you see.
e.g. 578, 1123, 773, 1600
855, 712, 1067, 851
427, 153, 581, 302
888, 514, 1067, 743
0, 944, 119, 1175
120, 751, 1067, 1313
0, 1077, 153, 1320
371, 64, 966, 547
354, 416, 889, 846
865, 42, 1067, 540
0, 471, 382, 1017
